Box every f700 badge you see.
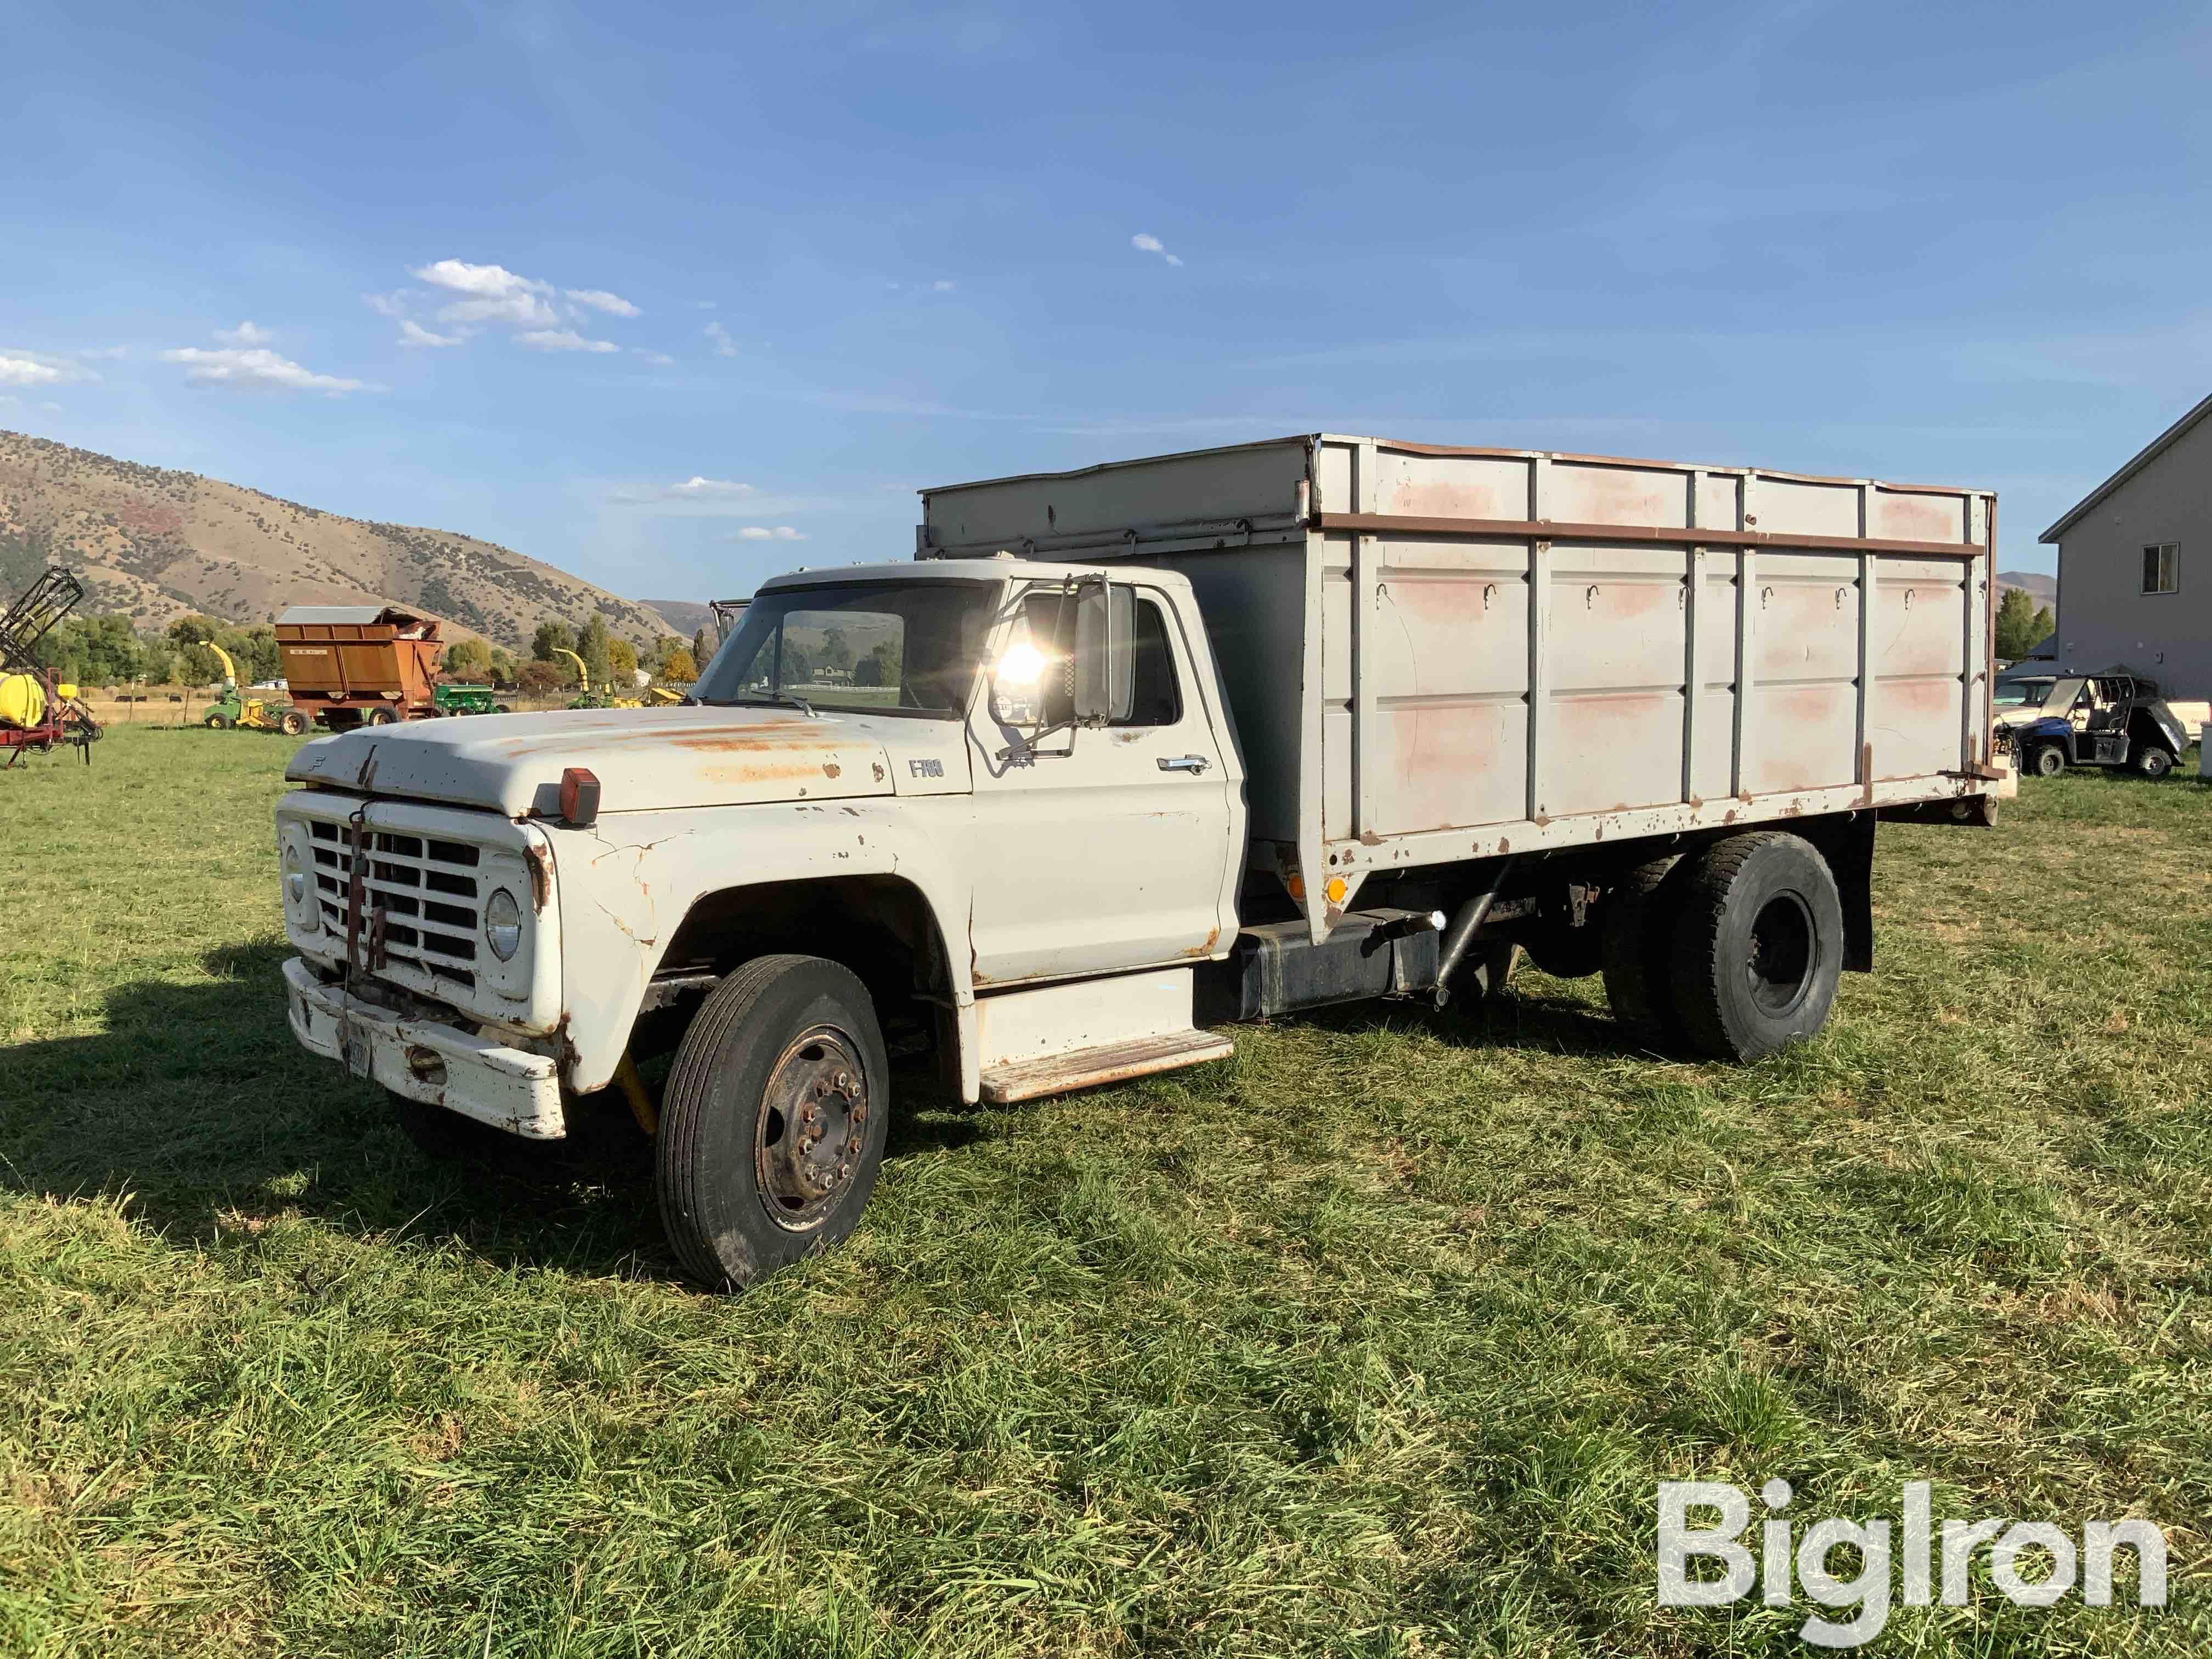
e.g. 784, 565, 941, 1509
908, 758, 944, 778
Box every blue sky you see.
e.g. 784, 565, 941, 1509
5, 0, 2209, 602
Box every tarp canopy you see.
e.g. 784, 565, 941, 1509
277, 604, 435, 633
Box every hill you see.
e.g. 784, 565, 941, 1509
0, 430, 674, 653
640, 599, 716, 639
1997, 569, 2057, 606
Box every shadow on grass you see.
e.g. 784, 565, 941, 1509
0, 944, 985, 1284
1291, 979, 1669, 1060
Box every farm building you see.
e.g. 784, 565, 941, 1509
2040, 391, 2212, 698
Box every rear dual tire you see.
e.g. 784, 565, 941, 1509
1604, 832, 1843, 1063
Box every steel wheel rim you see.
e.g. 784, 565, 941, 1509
1745, 891, 1815, 1018
753, 1025, 870, 1233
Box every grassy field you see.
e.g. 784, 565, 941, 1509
2, 725, 2207, 1656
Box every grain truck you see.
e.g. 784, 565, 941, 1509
272, 435, 2008, 1288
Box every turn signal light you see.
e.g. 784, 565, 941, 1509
560, 766, 601, 827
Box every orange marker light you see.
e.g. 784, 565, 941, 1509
560, 766, 601, 827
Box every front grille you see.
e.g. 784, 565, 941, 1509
309, 820, 482, 989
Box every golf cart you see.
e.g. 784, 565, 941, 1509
2004, 668, 2190, 780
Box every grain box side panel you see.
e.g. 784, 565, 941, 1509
1320, 533, 1355, 840
1742, 551, 1863, 795
924, 438, 1311, 551
1870, 556, 1969, 780
1362, 534, 1530, 835
1543, 543, 1688, 817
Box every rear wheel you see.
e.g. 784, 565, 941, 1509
203, 712, 233, 730
1602, 854, 1690, 1046
656, 955, 890, 1290
1670, 832, 1843, 1062
278, 709, 308, 736
365, 707, 398, 726
2030, 743, 2066, 778
2135, 746, 2175, 779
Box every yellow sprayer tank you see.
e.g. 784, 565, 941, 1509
0, 672, 48, 730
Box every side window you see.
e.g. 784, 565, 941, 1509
2142, 543, 2179, 595
1118, 597, 1182, 727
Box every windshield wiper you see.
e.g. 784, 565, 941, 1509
732, 691, 817, 718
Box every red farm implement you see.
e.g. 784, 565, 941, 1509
1, 566, 103, 768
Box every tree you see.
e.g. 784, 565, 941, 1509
866, 639, 901, 688
444, 639, 493, 679
819, 627, 852, 673
1995, 588, 2044, 659
575, 614, 614, 687
516, 661, 568, 697
487, 647, 518, 685
692, 627, 710, 668
167, 614, 222, 648
532, 620, 577, 663
660, 647, 698, 683
2030, 604, 2054, 647
607, 637, 639, 681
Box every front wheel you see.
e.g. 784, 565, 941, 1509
365, 707, 398, 726
1670, 832, 1843, 1062
656, 955, 890, 1290
2135, 746, 2175, 779
204, 712, 233, 730
278, 709, 308, 736
2030, 743, 2067, 778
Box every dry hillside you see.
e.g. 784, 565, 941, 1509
0, 430, 674, 652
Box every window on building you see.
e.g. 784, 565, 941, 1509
2141, 543, 2179, 595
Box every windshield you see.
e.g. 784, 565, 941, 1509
1993, 677, 2055, 709
691, 580, 996, 719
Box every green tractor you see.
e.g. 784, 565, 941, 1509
201, 644, 309, 735
432, 682, 511, 716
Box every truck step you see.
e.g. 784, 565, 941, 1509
978, 1029, 1233, 1105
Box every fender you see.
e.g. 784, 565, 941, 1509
2016, 716, 2071, 745
542, 795, 976, 1093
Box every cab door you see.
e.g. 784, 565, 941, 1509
963, 579, 1238, 985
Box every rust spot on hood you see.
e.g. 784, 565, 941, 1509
525, 842, 553, 912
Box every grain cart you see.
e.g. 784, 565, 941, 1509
1, 566, 102, 767
275, 605, 444, 729
272, 434, 2008, 1289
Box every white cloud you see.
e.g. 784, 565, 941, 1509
727, 525, 805, 541
932, 279, 956, 292
399, 319, 466, 348
443, 292, 560, 327
704, 320, 737, 357
1131, 232, 1184, 267
411, 259, 560, 327
566, 287, 640, 318
363, 291, 411, 318
670, 476, 755, 496
216, 320, 273, 346
0, 355, 68, 388
635, 349, 676, 365
516, 328, 620, 353
695, 300, 718, 309
410, 258, 551, 300
162, 346, 375, 394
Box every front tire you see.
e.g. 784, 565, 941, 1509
365, 707, 398, 726
1670, 832, 1843, 1062
2135, 746, 2175, 779
656, 955, 890, 1290
278, 709, 308, 736
2030, 742, 2066, 778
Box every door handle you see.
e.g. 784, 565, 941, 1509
1158, 754, 1210, 774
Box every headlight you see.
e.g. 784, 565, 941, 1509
484, 887, 522, 961
283, 844, 315, 929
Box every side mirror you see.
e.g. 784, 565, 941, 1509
1071, 579, 1132, 725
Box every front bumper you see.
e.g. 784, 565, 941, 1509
283, 957, 567, 1138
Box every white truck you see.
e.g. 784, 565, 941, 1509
273, 435, 2010, 1288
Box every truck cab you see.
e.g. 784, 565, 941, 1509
275, 559, 1244, 1285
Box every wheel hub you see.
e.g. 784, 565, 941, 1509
755, 1026, 870, 1231
1745, 892, 1815, 1017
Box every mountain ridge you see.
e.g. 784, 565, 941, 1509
0, 429, 674, 652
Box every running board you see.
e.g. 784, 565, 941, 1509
978, 1029, 1233, 1105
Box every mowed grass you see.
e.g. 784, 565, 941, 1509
2, 725, 2208, 1657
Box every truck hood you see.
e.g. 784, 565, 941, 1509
284, 704, 970, 816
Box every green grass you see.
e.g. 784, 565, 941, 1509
2, 726, 2208, 1656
